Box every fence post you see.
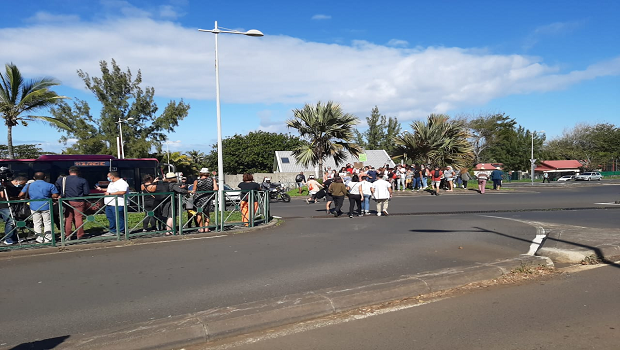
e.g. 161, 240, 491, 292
59, 198, 66, 246
123, 193, 129, 240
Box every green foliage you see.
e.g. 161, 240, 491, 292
482, 126, 544, 171
467, 113, 517, 165
355, 106, 401, 155
544, 123, 620, 170
156, 151, 193, 175
287, 101, 362, 175
394, 114, 473, 168
50, 59, 190, 158
203, 131, 305, 174
0, 144, 47, 159
0, 63, 69, 159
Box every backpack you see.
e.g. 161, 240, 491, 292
153, 181, 169, 202
434, 170, 440, 178
295, 174, 304, 182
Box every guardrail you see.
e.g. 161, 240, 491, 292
0, 190, 269, 251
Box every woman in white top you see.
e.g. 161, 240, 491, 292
346, 174, 364, 218
360, 175, 373, 215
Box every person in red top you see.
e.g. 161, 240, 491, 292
431, 166, 443, 196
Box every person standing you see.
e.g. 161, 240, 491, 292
238, 173, 261, 227
56, 166, 90, 240
431, 166, 443, 196
366, 167, 377, 183
421, 164, 429, 189
460, 169, 471, 189
140, 174, 158, 232
413, 166, 422, 191
444, 166, 455, 191
323, 177, 334, 215
477, 167, 489, 194
396, 165, 406, 191
295, 171, 306, 195
19, 172, 59, 243
99, 171, 129, 237
328, 176, 347, 217
193, 168, 217, 232
346, 174, 363, 218
542, 172, 550, 183
360, 175, 373, 215
491, 167, 504, 190
0, 175, 27, 245
371, 174, 392, 216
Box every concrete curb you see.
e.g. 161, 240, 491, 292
61, 255, 551, 350
537, 244, 620, 264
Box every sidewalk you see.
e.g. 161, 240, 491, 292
537, 223, 620, 264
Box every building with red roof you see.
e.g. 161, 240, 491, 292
534, 160, 583, 173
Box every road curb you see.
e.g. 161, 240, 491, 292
61, 255, 551, 350
537, 244, 620, 264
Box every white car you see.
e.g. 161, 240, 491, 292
574, 172, 603, 181
556, 175, 574, 182
223, 184, 242, 202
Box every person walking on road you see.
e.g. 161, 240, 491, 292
328, 176, 347, 217
371, 174, 392, 216
306, 175, 323, 204
56, 166, 90, 240
323, 177, 334, 215
491, 167, 504, 190
346, 174, 363, 218
477, 167, 489, 194
360, 175, 373, 215
19, 172, 59, 243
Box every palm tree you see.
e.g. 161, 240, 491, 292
287, 101, 362, 176
0, 63, 69, 159
394, 114, 474, 168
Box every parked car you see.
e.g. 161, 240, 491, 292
557, 175, 574, 182
574, 172, 603, 181
223, 184, 241, 202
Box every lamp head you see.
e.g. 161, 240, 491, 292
244, 29, 264, 37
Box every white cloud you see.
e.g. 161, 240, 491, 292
26, 12, 80, 23
523, 20, 586, 50
387, 39, 408, 47
1, 17, 618, 124
311, 14, 331, 20
159, 5, 181, 19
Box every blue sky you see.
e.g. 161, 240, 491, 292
1, 0, 619, 154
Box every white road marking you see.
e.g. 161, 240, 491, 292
594, 202, 620, 205
478, 215, 547, 256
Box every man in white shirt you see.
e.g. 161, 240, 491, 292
98, 171, 129, 236
371, 174, 393, 216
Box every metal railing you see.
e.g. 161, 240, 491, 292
0, 190, 269, 251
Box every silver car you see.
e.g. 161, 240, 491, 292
574, 172, 602, 181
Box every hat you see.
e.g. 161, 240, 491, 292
200, 168, 209, 173
165, 172, 176, 179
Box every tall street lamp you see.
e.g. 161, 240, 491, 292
530, 130, 544, 186
116, 117, 134, 159
199, 21, 263, 213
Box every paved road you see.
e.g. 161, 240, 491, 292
271, 183, 620, 218
197, 264, 620, 350
0, 184, 618, 347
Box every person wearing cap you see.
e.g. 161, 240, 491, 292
192, 168, 217, 232
305, 175, 323, 204
99, 171, 129, 237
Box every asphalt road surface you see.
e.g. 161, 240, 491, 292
202, 264, 620, 350
0, 184, 618, 347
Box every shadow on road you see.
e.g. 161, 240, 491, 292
9, 335, 70, 350
410, 227, 620, 269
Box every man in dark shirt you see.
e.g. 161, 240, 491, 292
55, 166, 90, 239
1, 176, 27, 245
366, 167, 377, 183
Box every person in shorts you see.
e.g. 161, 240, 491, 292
305, 175, 323, 204
431, 166, 443, 196
295, 171, 306, 194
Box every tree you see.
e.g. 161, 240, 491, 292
0, 143, 47, 159
203, 131, 305, 174
287, 101, 362, 176
393, 114, 473, 168
50, 59, 190, 157
186, 149, 208, 174
354, 106, 401, 155
0, 63, 69, 159
467, 113, 517, 164
544, 123, 620, 170
156, 151, 193, 175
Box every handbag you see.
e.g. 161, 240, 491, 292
184, 194, 195, 210
13, 184, 32, 220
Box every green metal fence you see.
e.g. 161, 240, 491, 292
0, 190, 270, 251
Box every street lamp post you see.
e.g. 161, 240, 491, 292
530, 130, 544, 186
199, 21, 263, 214
116, 117, 134, 159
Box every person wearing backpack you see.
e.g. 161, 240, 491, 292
295, 171, 306, 194
431, 166, 443, 196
